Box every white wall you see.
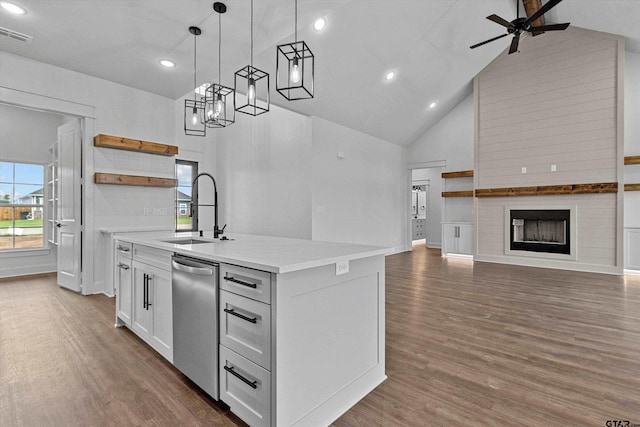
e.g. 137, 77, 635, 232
407, 94, 474, 171
214, 104, 313, 239
0, 104, 64, 277
311, 117, 408, 251
624, 51, 640, 228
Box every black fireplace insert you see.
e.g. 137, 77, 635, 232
509, 209, 571, 255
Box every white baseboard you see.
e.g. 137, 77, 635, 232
474, 254, 622, 275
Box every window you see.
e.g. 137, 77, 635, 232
175, 160, 198, 231
0, 161, 45, 250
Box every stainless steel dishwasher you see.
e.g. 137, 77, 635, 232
171, 254, 219, 400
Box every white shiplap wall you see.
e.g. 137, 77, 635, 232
473, 27, 624, 274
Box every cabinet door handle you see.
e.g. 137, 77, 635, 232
224, 308, 257, 324
146, 275, 152, 309
117, 245, 130, 252
224, 365, 257, 389
117, 263, 129, 270
143, 274, 147, 309
224, 276, 257, 289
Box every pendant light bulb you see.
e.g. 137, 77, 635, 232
214, 94, 223, 118
290, 57, 301, 84
191, 106, 199, 125
248, 78, 256, 104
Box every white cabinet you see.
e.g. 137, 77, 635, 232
219, 263, 273, 427
442, 223, 473, 256
128, 245, 173, 362
412, 219, 426, 240
625, 228, 640, 271
115, 241, 132, 326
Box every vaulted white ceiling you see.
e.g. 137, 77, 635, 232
1, 0, 638, 146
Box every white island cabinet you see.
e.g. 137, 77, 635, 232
113, 233, 389, 427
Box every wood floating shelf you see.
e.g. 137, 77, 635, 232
442, 191, 474, 198
475, 182, 618, 197
441, 170, 474, 179
94, 173, 177, 188
625, 184, 640, 192
94, 134, 178, 156
625, 156, 640, 165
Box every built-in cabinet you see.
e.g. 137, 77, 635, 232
115, 241, 133, 326
442, 222, 473, 256
219, 263, 273, 427
115, 241, 173, 362
412, 219, 426, 240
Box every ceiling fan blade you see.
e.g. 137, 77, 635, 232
524, 0, 564, 28
508, 33, 521, 54
470, 33, 509, 49
528, 22, 570, 32
486, 14, 513, 28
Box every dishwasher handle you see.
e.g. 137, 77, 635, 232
172, 259, 215, 276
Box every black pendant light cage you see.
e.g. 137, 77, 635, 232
276, 40, 314, 100
184, 26, 207, 136
204, 83, 235, 127
204, 2, 235, 128
235, 0, 270, 116
235, 65, 270, 116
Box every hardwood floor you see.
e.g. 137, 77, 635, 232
2, 249, 639, 426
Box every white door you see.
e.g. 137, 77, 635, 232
57, 119, 82, 292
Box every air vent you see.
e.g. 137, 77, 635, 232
0, 26, 33, 43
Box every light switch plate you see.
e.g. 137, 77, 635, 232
336, 260, 349, 276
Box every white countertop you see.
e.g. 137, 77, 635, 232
115, 231, 391, 274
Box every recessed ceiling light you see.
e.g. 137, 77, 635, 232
385, 71, 395, 81
0, 2, 26, 15
429, 102, 437, 109
159, 59, 175, 68
313, 18, 326, 31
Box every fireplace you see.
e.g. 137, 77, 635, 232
509, 209, 571, 255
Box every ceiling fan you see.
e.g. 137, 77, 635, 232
470, 0, 570, 54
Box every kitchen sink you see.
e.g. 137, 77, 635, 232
162, 238, 214, 245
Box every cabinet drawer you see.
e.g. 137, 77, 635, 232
220, 290, 271, 369
219, 346, 271, 427
220, 264, 271, 304
133, 244, 172, 271
115, 240, 132, 259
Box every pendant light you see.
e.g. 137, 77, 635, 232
204, 2, 235, 128
235, 0, 269, 116
276, 0, 314, 100
184, 26, 207, 136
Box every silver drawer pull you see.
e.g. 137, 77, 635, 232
117, 263, 130, 270
224, 365, 257, 389
117, 245, 130, 252
224, 276, 257, 288
224, 308, 257, 324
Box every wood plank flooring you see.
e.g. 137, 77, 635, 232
2, 247, 640, 426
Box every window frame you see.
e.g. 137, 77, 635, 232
175, 159, 198, 232
0, 160, 47, 252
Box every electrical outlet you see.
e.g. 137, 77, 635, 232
336, 260, 349, 276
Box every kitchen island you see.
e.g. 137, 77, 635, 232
113, 232, 388, 427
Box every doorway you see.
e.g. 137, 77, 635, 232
410, 165, 444, 249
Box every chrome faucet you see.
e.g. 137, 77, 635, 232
191, 172, 226, 238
